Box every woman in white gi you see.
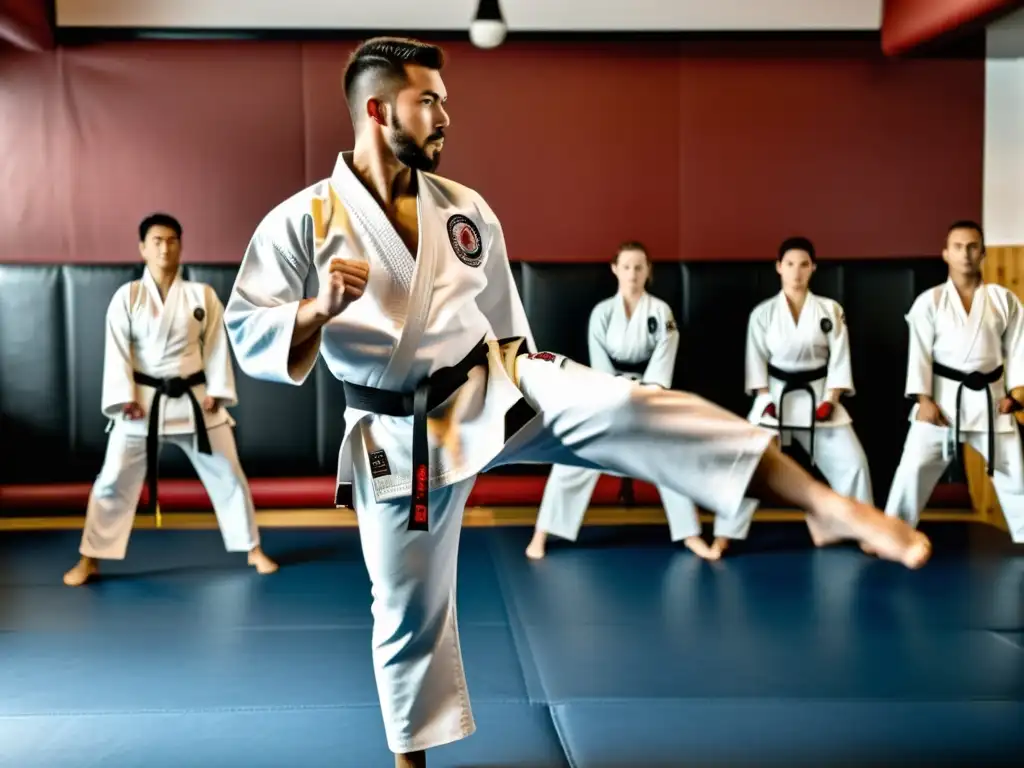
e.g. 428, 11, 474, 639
63, 214, 278, 587
744, 236, 874, 550
526, 242, 726, 561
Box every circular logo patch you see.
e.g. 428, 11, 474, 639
194, 307, 205, 322
647, 317, 658, 334
447, 214, 483, 267
820, 317, 833, 334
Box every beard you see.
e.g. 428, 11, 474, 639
389, 114, 444, 172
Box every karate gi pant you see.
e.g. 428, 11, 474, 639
79, 422, 260, 560
354, 358, 775, 754
535, 462, 754, 542
884, 420, 1024, 543
773, 425, 874, 506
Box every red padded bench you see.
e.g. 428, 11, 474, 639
0, 475, 972, 512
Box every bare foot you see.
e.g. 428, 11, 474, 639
247, 547, 279, 575
63, 556, 98, 587
711, 537, 730, 557
396, 750, 426, 768
683, 536, 720, 560
806, 514, 844, 547
810, 496, 930, 569
525, 530, 547, 560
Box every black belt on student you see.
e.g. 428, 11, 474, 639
767, 363, 828, 463
341, 342, 490, 532
608, 356, 648, 376
132, 370, 211, 516
933, 361, 1003, 477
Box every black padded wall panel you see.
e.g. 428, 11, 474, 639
0, 266, 70, 482
62, 265, 143, 480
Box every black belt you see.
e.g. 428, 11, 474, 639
933, 361, 1003, 477
767, 363, 828, 463
132, 370, 211, 520
341, 342, 490, 532
608, 357, 648, 375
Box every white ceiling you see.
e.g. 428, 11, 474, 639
54, 0, 885, 32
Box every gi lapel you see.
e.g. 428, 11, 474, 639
140, 267, 183, 355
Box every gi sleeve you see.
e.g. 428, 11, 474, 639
100, 285, 137, 419
587, 303, 617, 375
744, 306, 771, 395
824, 301, 855, 395
476, 212, 536, 354
199, 285, 238, 407
904, 292, 936, 399
642, 304, 679, 389
1001, 290, 1024, 391
224, 218, 317, 386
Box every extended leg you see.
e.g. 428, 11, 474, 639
526, 463, 602, 559
353, 442, 478, 762
883, 421, 950, 529
178, 424, 277, 574
506, 356, 931, 569
64, 425, 149, 586
971, 429, 1024, 543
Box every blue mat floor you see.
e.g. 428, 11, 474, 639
1, 521, 1022, 767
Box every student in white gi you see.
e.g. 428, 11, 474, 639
63, 214, 277, 587
223, 38, 931, 768
744, 236, 874, 551
526, 241, 726, 561
883, 220, 1024, 544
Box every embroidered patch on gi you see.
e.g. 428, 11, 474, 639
447, 214, 483, 267
820, 317, 833, 334
666, 318, 677, 332
193, 307, 205, 322
368, 450, 391, 479
528, 352, 557, 362
647, 317, 658, 334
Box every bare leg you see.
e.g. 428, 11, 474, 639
396, 751, 426, 768
748, 442, 931, 568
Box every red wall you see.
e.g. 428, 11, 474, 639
0, 39, 983, 263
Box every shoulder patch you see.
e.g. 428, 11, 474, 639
447, 214, 483, 267
647, 316, 658, 333
194, 307, 206, 322
666, 318, 677, 332
820, 317, 833, 334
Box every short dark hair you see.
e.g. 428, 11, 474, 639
342, 37, 445, 125
614, 240, 649, 263
777, 236, 815, 262
139, 213, 181, 243
947, 219, 985, 248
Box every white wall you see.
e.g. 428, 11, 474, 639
54, 0, 883, 32
984, 9, 1024, 246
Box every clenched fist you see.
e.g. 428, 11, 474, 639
315, 258, 370, 318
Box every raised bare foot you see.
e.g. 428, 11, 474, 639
683, 535, 720, 560
247, 547, 279, 575
810, 496, 930, 569
525, 530, 547, 560
63, 556, 98, 587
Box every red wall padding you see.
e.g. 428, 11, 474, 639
0, 39, 983, 264
0, 475, 971, 512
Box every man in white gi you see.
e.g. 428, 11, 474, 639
883, 220, 1024, 544
223, 37, 931, 768
63, 213, 278, 587
744, 236, 874, 552
526, 241, 726, 561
